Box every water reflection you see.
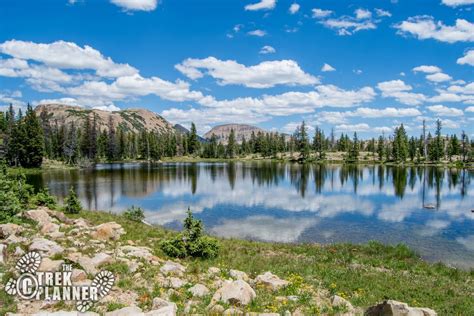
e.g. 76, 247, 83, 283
27, 162, 474, 268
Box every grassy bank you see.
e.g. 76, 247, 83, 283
69, 210, 473, 314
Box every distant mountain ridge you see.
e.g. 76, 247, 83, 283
34, 104, 175, 134
203, 124, 266, 144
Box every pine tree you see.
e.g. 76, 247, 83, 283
188, 123, 200, 156
347, 132, 359, 162
106, 116, 116, 161
296, 121, 310, 162
408, 136, 417, 162
430, 119, 443, 162
448, 134, 460, 162
226, 129, 236, 158
312, 126, 325, 160
21, 104, 44, 167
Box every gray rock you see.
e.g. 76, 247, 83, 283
78, 252, 113, 274
91, 222, 125, 241
105, 306, 144, 316
0, 223, 24, 238
212, 279, 256, 306
29, 238, 64, 256
118, 245, 154, 261
38, 258, 64, 272
166, 277, 186, 289
148, 300, 177, 316
24, 208, 53, 227
160, 260, 186, 276
229, 269, 249, 281
188, 283, 210, 297
0, 243, 6, 264
331, 295, 355, 314
255, 271, 289, 291
365, 300, 437, 316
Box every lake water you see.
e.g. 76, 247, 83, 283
27, 162, 474, 269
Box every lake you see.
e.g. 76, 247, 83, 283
27, 162, 474, 269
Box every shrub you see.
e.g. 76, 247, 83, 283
123, 205, 145, 222
63, 187, 82, 214
160, 208, 219, 259
33, 188, 57, 209
0, 162, 29, 223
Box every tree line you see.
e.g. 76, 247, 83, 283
0, 105, 472, 168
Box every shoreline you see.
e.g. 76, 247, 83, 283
7, 156, 473, 174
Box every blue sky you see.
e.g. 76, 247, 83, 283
0, 0, 473, 137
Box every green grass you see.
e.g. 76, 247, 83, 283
68, 210, 474, 315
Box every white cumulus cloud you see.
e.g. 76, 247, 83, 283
312, 8, 332, 18
427, 104, 464, 116
0, 40, 138, 78
175, 57, 318, 88
457, 50, 474, 66
259, 45, 276, 54
110, 0, 157, 11
442, 0, 474, 7
289, 3, 300, 14
426, 72, 452, 82
245, 0, 276, 11
321, 63, 336, 72
412, 65, 442, 73
395, 16, 474, 43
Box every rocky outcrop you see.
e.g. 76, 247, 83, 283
366, 300, 437, 316
35, 104, 175, 134
204, 124, 266, 144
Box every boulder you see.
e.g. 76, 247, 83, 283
365, 300, 437, 316
29, 238, 64, 256
151, 297, 178, 316
188, 283, 210, 297
24, 208, 53, 227
208, 304, 225, 314
160, 261, 186, 276
146, 304, 177, 316
0, 223, 24, 238
38, 258, 64, 272
71, 268, 88, 282
46, 209, 74, 224
166, 277, 186, 289
105, 306, 144, 316
40, 222, 60, 235
211, 280, 256, 306
91, 222, 125, 241
78, 252, 113, 274
229, 269, 249, 281
331, 295, 354, 312
0, 243, 6, 264
255, 272, 289, 291
73, 218, 90, 229
118, 245, 154, 261
208, 266, 221, 276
